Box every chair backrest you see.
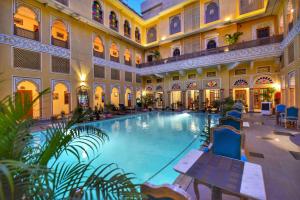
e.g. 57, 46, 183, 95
219, 116, 242, 131
275, 104, 286, 113
287, 107, 299, 118
141, 183, 190, 200
211, 126, 242, 160
226, 110, 242, 119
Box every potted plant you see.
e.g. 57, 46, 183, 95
150, 50, 161, 61
225, 32, 243, 45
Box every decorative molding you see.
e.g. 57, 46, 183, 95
110, 83, 120, 93
0, 34, 70, 58
51, 79, 71, 91
139, 43, 282, 75
93, 56, 137, 73
280, 20, 300, 49
13, 76, 41, 92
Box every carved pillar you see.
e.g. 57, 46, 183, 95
181, 90, 186, 109
220, 89, 225, 101
229, 89, 233, 98
249, 88, 254, 112
199, 89, 204, 110
167, 91, 171, 108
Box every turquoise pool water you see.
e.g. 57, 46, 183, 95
44, 112, 219, 185
71, 112, 219, 185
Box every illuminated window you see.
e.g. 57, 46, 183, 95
135, 54, 142, 64
124, 49, 131, 66
110, 43, 119, 62
109, 11, 118, 31
93, 37, 104, 58
147, 26, 157, 43
135, 27, 141, 43
170, 15, 181, 35
124, 20, 131, 38
51, 20, 69, 48
13, 6, 39, 41
92, 0, 103, 24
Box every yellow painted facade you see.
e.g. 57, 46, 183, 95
0, 0, 299, 122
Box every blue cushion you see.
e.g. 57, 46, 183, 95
226, 110, 242, 119
287, 107, 299, 118
221, 119, 241, 130
213, 128, 241, 160
241, 154, 248, 162
203, 147, 210, 152
276, 104, 286, 113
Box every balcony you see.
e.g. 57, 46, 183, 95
93, 50, 105, 59
138, 35, 283, 68
110, 56, 120, 63
51, 37, 69, 49
14, 25, 39, 41
124, 59, 132, 66
55, 0, 68, 6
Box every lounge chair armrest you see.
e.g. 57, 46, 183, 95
241, 149, 248, 162
280, 113, 285, 118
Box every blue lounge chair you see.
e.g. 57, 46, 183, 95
275, 104, 286, 125
226, 110, 242, 119
280, 107, 299, 129
206, 126, 247, 161
219, 116, 242, 131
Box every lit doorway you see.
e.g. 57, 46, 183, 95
205, 89, 220, 107
16, 80, 40, 119
155, 92, 164, 109
52, 83, 70, 116
125, 88, 132, 107
111, 87, 120, 108
186, 90, 199, 110
94, 86, 105, 110
170, 91, 182, 109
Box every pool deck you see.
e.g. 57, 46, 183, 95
174, 113, 300, 200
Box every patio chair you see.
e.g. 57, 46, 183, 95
275, 104, 286, 125
207, 126, 247, 161
219, 116, 242, 131
226, 110, 242, 119
141, 183, 191, 200
280, 107, 299, 129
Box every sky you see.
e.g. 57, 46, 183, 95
124, 0, 144, 14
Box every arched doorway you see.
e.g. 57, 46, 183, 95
14, 6, 39, 41
52, 83, 70, 116
207, 40, 217, 49
93, 36, 104, 58
186, 82, 199, 110
125, 88, 132, 107
94, 86, 105, 110
111, 87, 120, 107
16, 80, 40, 119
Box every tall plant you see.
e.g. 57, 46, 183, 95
260, 87, 276, 102
0, 89, 140, 199
225, 32, 243, 45
150, 50, 161, 61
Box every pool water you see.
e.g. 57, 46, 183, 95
56, 112, 219, 185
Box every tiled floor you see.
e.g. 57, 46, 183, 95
174, 113, 300, 200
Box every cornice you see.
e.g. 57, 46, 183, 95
0, 34, 70, 58
138, 43, 283, 75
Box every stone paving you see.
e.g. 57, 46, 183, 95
175, 113, 300, 200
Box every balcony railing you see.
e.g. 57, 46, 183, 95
14, 25, 39, 41
55, 0, 68, 6
110, 56, 120, 63
124, 59, 132, 66
138, 35, 283, 68
51, 37, 69, 49
93, 50, 105, 59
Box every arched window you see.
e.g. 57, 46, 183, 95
124, 49, 131, 65
147, 27, 157, 43
51, 20, 69, 49
93, 36, 104, 58
92, 0, 103, 24
173, 48, 181, 57
110, 43, 119, 62
109, 11, 118, 31
205, 2, 219, 23
124, 20, 131, 38
170, 15, 181, 35
14, 6, 40, 41
207, 40, 217, 49
136, 54, 142, 65
135, 27, 141, 43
